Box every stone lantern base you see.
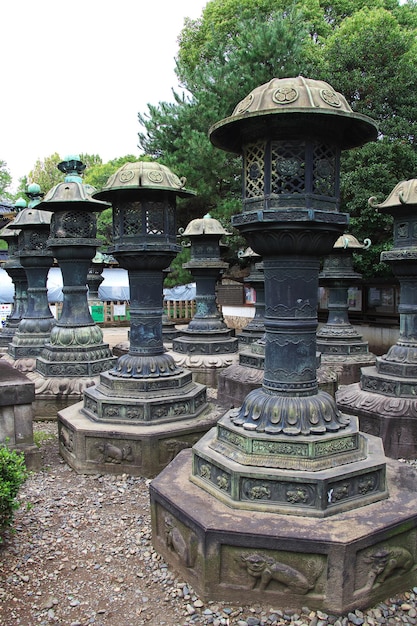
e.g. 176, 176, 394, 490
336, 374, 417, 459
0, 361, 42, 470
319, 352, 376, 386
58, 402, 222, 478
57, 367, 222, 477
150, 449, 417, 615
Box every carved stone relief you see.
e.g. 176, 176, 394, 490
161, 436, 199, 464
163, 513, 197, 569
222, 548, 325, 596
60, 425, 74, 453
354, 538, 416, 596
87, 438, 135, 465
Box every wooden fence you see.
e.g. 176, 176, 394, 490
52, 300, 196, 326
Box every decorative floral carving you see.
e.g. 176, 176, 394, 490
272, 86, 299, 104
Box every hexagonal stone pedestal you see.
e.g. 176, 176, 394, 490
151, 449, 417, 614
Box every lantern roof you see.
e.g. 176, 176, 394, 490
94, 161, 195, 200
37, 156, 109, 212
8, 207, 51, 229
183, 213, 231, 236
240, 246, 260, 258
209, 76, 378, 153
369, 179, 417, 213
14, 198, 27, 210
0, 222, 19, 241
333, 234, 367, 250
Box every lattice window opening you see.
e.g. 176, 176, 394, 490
244, 142, 265, 199
271, 141, 306, 195
29, 232, 48, 250
55, 212, 96, 238
113, 202, 141, 240
145, 204, 165, 235
313, 144, 336, 197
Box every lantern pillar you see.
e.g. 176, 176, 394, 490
317, 234, 375, 384
6, 185, 55, 369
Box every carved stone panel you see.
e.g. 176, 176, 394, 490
221, 547, 326, 598
85, 436, 139, 466
354, 533, 417, 597
154, 504, 199, 571
159, 435, 200, 466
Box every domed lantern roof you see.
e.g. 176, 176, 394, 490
93, 161, 195, 201
183, 213, 231, 237
369, 179, 417, 212
8, 206, 51, 229
209, 76, 378, 153
333, 233, 370, 250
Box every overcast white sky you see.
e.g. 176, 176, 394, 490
2, 0, 208, 191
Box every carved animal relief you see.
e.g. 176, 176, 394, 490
164, 513, 197, 568
238, 551, 323, 595
355, 543, 416, 596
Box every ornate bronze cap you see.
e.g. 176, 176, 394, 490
369, 179, 417, 212
93, 161, 195, 201
14, 198, 27, 211
38, 156, 109, 212
209, 76, 378, 153
183, 213, 230, 236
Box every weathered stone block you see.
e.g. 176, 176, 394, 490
151, 450, 417, 614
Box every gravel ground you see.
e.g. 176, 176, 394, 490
1, 422, 417, 626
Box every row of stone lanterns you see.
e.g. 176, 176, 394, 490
1, 74, 417, 616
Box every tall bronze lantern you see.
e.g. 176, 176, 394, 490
149, 79, 417, 615
58, 161, 213, 478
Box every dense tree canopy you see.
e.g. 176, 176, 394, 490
137, 0, 417, 280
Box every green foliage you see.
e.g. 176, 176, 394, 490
136, 0, 417, 281
0, 443, 28, 540
0, 160, 13, 202
33, 431, 56, 448
340, 139, 417, 279
96, 207, 113, 248
177, 0, 328, 83
26, 152, 105, 196
27, 153, 64, 194
164, 246, 193, 287
83, 154, 140, 191
321, 6, 417, 141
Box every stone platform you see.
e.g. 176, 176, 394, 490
58, 400, 222, 478
150, 449, 417, 615
336, 380, 417, 459
0, 361, 41, 470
